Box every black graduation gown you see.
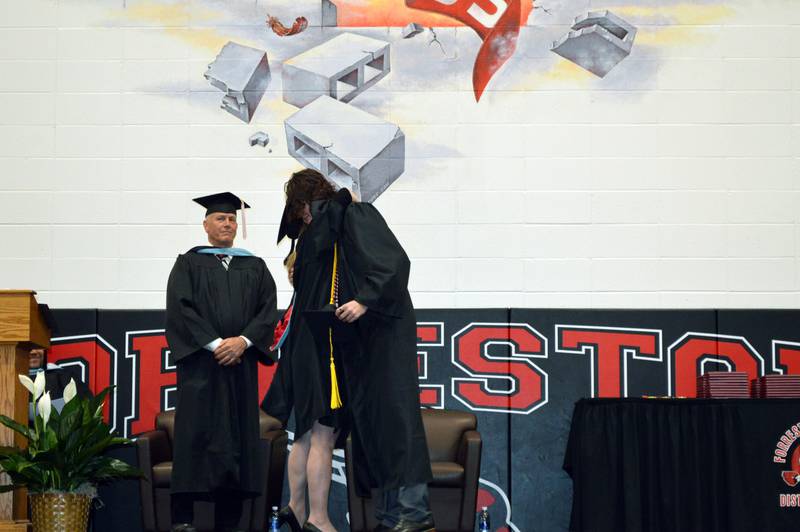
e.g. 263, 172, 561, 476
264, 191, 433, 496
262, 194, 352, 443
165, 247, 278, 496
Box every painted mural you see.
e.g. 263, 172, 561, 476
94, 0, 734, 205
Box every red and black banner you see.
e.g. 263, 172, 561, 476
51, 308, 800, 531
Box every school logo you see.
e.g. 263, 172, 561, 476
773, 422, 800, 507
782, 447, 800, 487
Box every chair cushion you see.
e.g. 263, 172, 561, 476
430, 461, 464, 487
152, 461, 173, 487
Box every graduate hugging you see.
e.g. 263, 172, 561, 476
165, 171, 435, 532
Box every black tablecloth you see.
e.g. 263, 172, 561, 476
564, 398, 800, 532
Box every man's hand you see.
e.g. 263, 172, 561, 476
214, 337, 247, 366
335, 300, 367, 323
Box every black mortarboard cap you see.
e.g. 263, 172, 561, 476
277, 202, 303, 245
303, 304, 357, 347
193, 192, 250, 216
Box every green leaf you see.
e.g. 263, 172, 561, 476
59, 394, 81, 416
0, 386, 135, 492
87, 388, 111, 420
56, 408, 81, 447
0, 415, 30, 439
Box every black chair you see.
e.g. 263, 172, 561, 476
345, 409, 482, 532
136, 410, 287, 531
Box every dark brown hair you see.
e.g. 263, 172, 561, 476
284, 168, 336, 222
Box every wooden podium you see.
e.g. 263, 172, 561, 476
0, 290, 51, 531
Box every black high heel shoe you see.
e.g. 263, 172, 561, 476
301, 522, 323, 532
278, 506, 302, 532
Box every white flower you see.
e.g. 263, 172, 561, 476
38, 392, 52, 427
63, 378, 77, 404
18, 374, 35, 395
33, 370, 45, 400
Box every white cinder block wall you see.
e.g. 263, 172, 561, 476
0, 0, 798, 310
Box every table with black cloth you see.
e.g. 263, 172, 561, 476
564, 398, 800, 532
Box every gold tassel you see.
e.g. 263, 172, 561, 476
328, 243, 342, 410
329, 328, 342, 409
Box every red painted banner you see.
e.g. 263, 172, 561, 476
406, 0, 522, 101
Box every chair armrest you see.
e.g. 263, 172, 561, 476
458, 430, 482, 532
135, 430, 171, 478
457, 430, 481, 467
135, 429, 170, 532
262, 429, 288, 511
249, 430, 288, 530
136, 430, 172, 470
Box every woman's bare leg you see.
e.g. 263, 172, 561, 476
305, 421, 338, 531
287, 430, 311, 523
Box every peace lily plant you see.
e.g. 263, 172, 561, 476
0, 370, 139, 495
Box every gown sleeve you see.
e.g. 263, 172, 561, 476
165, 254, 221, 361
342, 203, 411, 318
240, 259, 280, 363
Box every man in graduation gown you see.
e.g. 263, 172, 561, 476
165, 192, 279, 532
271, 170, 435, 532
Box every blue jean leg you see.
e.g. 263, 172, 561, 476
374, 483, 433, 527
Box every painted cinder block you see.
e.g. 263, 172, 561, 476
284, 95, 404, 203
249, 131, 270, 147
551, 10, 637, 77
402, 23, 425, 39
204, 41, 270, 123
282, 32, 390, 108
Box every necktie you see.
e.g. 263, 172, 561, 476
215, 254, 231, 270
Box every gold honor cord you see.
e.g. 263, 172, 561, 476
329, 243, 343, 410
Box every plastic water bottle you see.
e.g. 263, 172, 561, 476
269, 506, 280, 531
478, 506, 490, 532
